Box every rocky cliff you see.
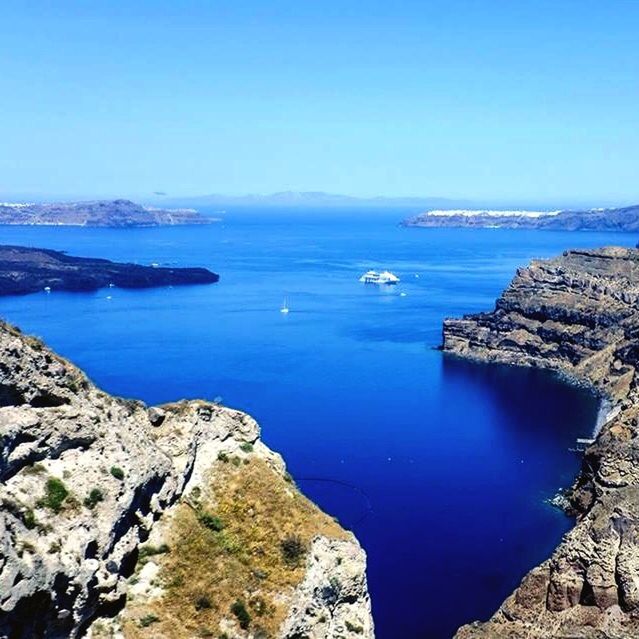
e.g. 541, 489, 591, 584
0, 321, 373, 638
444, 247, 639, 638
404, 204, 639, 231
0, 200, 212, 227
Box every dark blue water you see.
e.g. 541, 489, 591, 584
0, 210, 630, 638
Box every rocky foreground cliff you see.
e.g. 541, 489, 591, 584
444, 247, 639, 638
0, 321, 373, 638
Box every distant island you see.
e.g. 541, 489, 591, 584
0, 245, 219, 296
403, 203, 639, 231
0, 199, 214, 227
154, 190, 475, 209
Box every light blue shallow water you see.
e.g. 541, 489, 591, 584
0, 210, 633, 637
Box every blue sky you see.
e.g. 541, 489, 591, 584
1, 1, 638, 205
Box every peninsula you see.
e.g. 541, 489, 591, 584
0, 245, 219, 296
0, 199, 212, 227
443, 247, 639, 638
0, 320, 373, 638
404, 203, 639, 231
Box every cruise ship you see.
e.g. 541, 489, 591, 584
359, 270, 400, 285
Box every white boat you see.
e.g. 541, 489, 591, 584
280, 297, 290, 314
359, 270, 400, 285
43, 286, 51, 293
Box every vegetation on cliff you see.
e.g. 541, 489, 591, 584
0, 320, 373, 638
114, 457, 347, 638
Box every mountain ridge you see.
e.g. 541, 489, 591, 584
0, 199, 214, 227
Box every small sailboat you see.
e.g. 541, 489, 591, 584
280, 297, 290, 314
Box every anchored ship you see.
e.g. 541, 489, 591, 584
359, 270, 400, 285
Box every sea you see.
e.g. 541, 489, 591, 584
0, 208, 634, 638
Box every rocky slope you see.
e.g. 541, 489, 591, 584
0, 321, 373, 638
444, 247, 639, 638
0, 245, 219, 296
404, 204, 639, 231
0, 200, 212, 227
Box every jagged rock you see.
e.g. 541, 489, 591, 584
0, 320, 374, 638
281, 537, 374, 639
444, 247, 639, 638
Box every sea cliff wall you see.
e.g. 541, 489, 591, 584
0, 321, 373, 639
444, 247, 639, 638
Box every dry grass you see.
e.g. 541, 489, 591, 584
120, 456, 346, 638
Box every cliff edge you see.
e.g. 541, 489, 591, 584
404, 204, 639, 231
444, 247, 639, 638
0, 321, 373, 638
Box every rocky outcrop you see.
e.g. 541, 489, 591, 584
444, 247, 639, 638
281, 537, 374, 639
0, 245, 219, 296
0, 320, 373, 638
0, 200, 212, 227
404, 204, 639, 231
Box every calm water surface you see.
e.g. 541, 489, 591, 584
0, 209, 631, 638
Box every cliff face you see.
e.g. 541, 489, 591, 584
0, 321, 373, 639
404, 204, 639, 231
444, 247, 639, 638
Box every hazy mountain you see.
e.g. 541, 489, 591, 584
153, 191, 475, 209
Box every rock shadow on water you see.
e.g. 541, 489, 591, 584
441, 354, 600, 448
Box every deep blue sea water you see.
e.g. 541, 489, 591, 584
0, 209, 634, 638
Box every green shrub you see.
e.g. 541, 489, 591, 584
39, 478, 69, 513
139, 544, 170, 559
48, 541, 62, 554
83, 488, 104, 510
249, 596, 267, 616
198, 511, 224, 532
239, 442, 253, 453
139, 614, 160, 628
280, 534, 306, 565
230, 600, 251, 629
194, 595, 212, 611
231, 456, 241, 467
345, 620, 364, 634
110, 466, 124, 480
217, 452, 229, 463
24, 463, 46, 475
23, 508, 36, 530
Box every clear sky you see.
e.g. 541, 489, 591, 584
1, 1, 638, 205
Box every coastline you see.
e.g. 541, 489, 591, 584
444, 247, 639, 637
0, 319, 374, 638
